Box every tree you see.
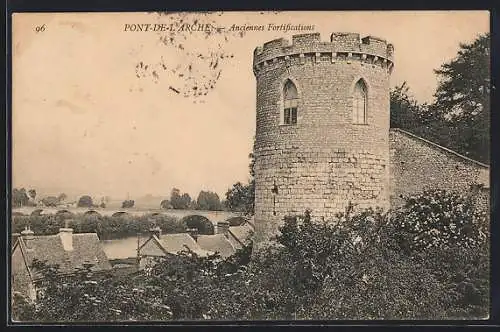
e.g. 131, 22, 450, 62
170, 188, 182, 209
58, 193, 67, 203
12, 188, 30, 207
432, 33, 490, 163
41, 196, 59, 207
77, 195, 94, 208
28, 189, 37, 201
196, 191, 222, 211
122, 200, 135, 208
390, 82, 432, 130
160, 200, 172, 209
170, 188, 192, 209
180, 193, 192, 209
225, 182, 254, 214
390, 34, 490, 164
225, 145, 255, 215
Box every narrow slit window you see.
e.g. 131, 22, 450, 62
283, 80, 299, 125
353, 80, 367, 124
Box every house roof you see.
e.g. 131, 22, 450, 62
227, 223, 254, 249
140, 233, 212, 257
197, 234, 236, 258
14, 232, 112, 280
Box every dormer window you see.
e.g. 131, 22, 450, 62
283, 80, 299, 125
353, 79, 368, 124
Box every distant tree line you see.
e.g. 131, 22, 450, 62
12, 188, 68, 208
160, 188, 225, 211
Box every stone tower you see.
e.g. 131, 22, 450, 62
252, 32, 394, 241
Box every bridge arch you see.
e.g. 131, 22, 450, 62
180, 215, 215, 235
112, 211, 130, 218
84, 210, 102, 217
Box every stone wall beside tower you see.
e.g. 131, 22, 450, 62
252, 33, 394, 241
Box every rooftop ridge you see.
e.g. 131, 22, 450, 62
391, 128, 489, 168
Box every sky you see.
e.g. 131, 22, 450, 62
12, 11, 489, 201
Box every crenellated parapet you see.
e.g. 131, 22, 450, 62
253, 32, 394, 75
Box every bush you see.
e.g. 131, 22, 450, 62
121, 200, 135, 208
77, 195, 93, 208
391, 189, 489, 251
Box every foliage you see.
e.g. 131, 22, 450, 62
225, 181, 254, 215
58, 193, 67, 202
14, 259, 173, 322
196, 191, 223, 211
28, 189, 37, 200
12, 188, 30, 207
391, 189, 488, 251
11, 292, 36, 322
225, 145, 255, 215
122, 200, 135, 208
77, 195, 94, 208
390, 33, 490, 163
432, 33, 490, 163
13, 190, 488, 321
12, 214, 186, 240
181, 215, 215, 235
170, 188, 192, 209
160, 200, 172, 209
41, 196, 59, 207
390, 82, 433, 130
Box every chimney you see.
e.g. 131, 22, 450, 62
21, 226, 35, 250
217, 221, 230, 237
149, 226, 162, 239
59, 219, 74, 251
187, 228, 198, 242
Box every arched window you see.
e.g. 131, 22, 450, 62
283, 80, 299, 125
353, 79, 367, 124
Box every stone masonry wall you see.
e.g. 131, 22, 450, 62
253, 33, 393, 240
389, 128, 490, 207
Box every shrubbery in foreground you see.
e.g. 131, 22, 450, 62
12, 189, 489, 321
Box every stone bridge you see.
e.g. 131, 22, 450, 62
11, 207, 242, 225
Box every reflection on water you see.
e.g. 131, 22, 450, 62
102, 236, 145, 259
100, 210, 239, 259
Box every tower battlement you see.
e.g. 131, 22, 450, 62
253, 33, 394, 75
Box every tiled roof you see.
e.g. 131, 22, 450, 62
227, 223, 254, 249
197, 234, 236, 258
16, 232, 112, 280
140, 233, 213, 257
